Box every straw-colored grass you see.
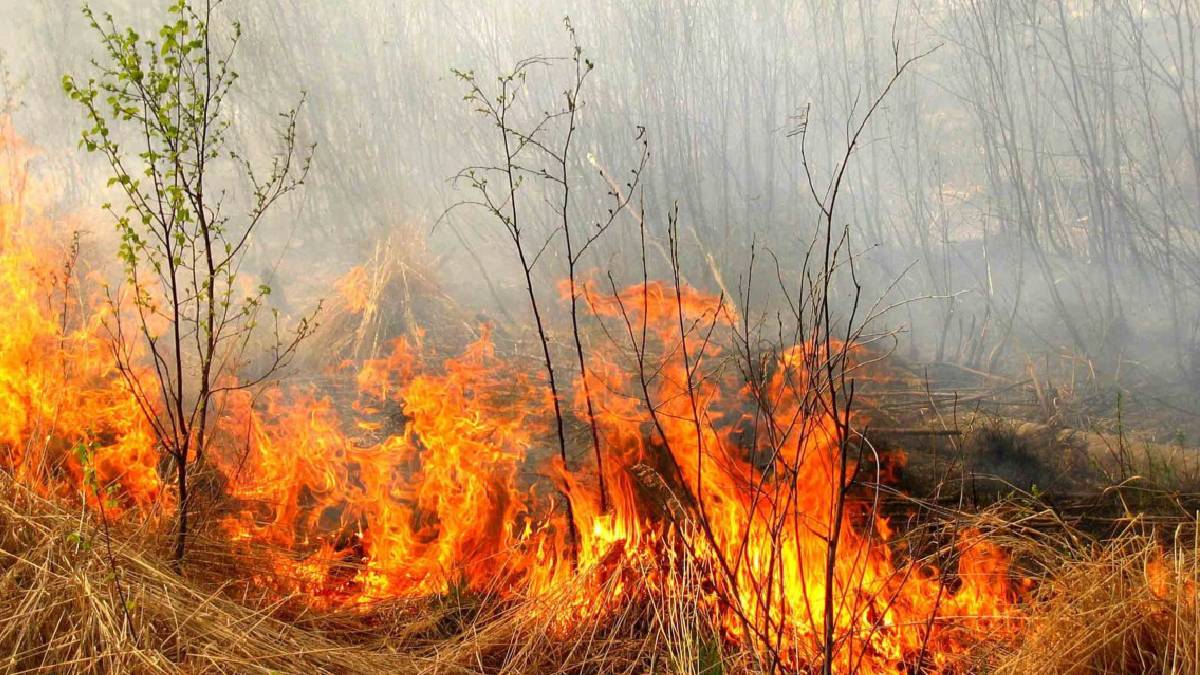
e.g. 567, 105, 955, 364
0, 476, 731, 674
4, 472, 1198, 674
0, 478, 428, 674
994, 519, 1199, 674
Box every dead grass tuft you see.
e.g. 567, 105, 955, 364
995, 520, 1199, 674
0, 478, 422, 674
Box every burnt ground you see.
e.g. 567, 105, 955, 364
860, 358, 1200, 537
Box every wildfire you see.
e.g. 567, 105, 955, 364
0, 124, 1021, 672
335, 264, 371, 314
0, 120, 161, 514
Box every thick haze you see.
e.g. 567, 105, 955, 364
3, 0, 1198, 378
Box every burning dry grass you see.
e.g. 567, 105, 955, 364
314, 228, 454, 365
3, 122, 1199, 674
5, 470, 1198, 674
0, 478, 425, 674
0, 473, 745, 674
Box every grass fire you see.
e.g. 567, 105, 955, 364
1, 1, 1199, 673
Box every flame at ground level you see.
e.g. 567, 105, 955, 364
0, 126, 1021, 673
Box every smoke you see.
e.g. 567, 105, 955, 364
3, 0, 1198, 377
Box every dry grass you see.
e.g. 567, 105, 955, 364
4, 472, 1199, 674
0, 476, 732, 675
304, 227, 462, 367
994, 519, 1199, 674
0, 478, 426, 674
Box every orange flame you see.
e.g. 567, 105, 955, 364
0, 120, 161, 513
0, 124, 1021, 672
335, 264, 370, 314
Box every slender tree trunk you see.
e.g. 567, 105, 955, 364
173, 454, 188, 567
